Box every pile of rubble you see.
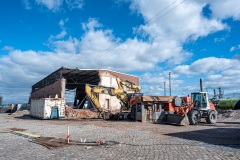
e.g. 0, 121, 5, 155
217, 110, 240, 122
11, 110, 30, 117
65, 106, 99, 119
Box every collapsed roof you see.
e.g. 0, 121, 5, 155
31, 66, 139, 92
32, 67, 100, 92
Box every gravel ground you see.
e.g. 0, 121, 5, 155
0, 113, 240, 160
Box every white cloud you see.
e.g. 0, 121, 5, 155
174, 57, 240, 75
49, 30, 67, 40
208, 0, 240, 20
173, 57, 240, 92
2, 46, 14, 51
82, 18, 102, 31
51, 37, 80, 53
22, 0, 31, 10
131, 0, 226, 43
35, 0, 83, 11
48, 19, 69, 45
36, 0, 63, 11
66, 0, 84, 9
2, 1, 240, 103
58, 19, 69, 29
230, 45, 240, 52
44, 18, 189, 70
233, 54, 240, 60
139, 71, 184, 96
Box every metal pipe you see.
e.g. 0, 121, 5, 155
169, 72, 171, 96
219, 87, 223, 99
213, 89, 216, 99
200, 78, 203, 92
164, 82, 166, 96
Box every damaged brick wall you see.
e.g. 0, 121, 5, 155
30, 78, 66, 99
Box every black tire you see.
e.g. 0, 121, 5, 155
206, 110, 217, 124
188, 110, 201, 125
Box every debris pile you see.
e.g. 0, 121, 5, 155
0, 107, 10, 113
11, 110, 30, 117
30, 137, 104, 149
217, 110, 240, 122
65, 106, 99, 118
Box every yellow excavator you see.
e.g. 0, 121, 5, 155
85, 78, 142, 120
85, 84, 112, 119
112, 78, 142, 110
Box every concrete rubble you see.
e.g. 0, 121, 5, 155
65, 106, 99, 119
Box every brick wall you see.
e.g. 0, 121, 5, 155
30, 78, 66, 99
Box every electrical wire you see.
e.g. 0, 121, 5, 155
147, 0, 187, 27
77, 0, 187, 69
144, 0, 178, 25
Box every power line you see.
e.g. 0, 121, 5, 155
77, 0, 187, 69
147, 0, 187, 27
144, 0, 178, 24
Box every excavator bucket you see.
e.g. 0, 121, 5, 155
160, 113, 189, 126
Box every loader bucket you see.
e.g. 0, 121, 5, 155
161, 113, 189, 126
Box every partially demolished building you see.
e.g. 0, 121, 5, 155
30, 67, 139, 112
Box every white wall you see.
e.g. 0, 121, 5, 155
99, 76, 121, 111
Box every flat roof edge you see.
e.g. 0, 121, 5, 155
75, 68, 139, 78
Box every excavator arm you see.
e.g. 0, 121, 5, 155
116, 78, 141, 93
85, 84, 103, 112
85, 78, 142, 118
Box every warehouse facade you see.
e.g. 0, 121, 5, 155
30, 67, 139, 112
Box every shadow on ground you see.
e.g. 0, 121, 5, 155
165, 127, 240, 149
221, 122, 240, 125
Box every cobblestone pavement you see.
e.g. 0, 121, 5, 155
0, 114, 239, 160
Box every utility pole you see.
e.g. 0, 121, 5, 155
169, 72, 171, 96
164, 82, 166, 96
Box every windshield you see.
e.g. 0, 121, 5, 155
191, 93, 207, 108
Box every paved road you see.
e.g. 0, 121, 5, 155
0, 113, 239, 160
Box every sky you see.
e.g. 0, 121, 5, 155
0, 0, 240, 104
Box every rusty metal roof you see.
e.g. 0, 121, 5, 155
141, 96, 176, 102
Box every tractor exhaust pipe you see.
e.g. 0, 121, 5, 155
200, 78, 203, 92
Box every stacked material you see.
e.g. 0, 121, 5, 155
65, 106, 99, 118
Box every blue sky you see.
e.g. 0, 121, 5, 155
0, 0, 240, 104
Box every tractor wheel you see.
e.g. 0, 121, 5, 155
206, 110, 217, 124
188, 110, 201, 125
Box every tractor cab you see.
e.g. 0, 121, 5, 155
191, 92, 210, 110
